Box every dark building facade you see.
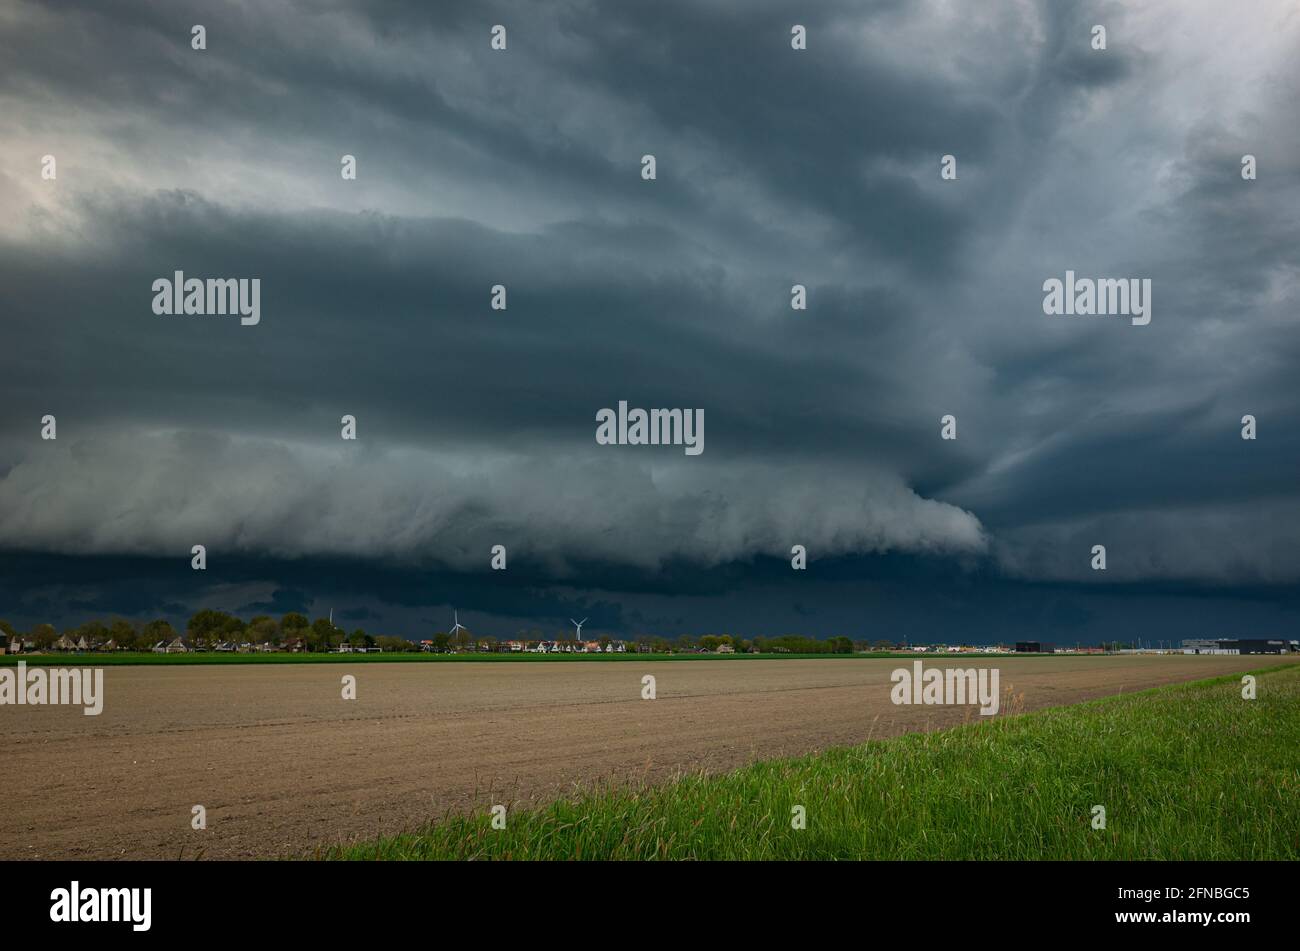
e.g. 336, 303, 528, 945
1229, 639, 1292, 654
1183, 638, 1295, 654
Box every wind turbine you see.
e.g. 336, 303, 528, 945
570, 618, 587, 647
450, 610, 468, 639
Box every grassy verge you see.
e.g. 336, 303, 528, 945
322, 663, 1300, 860
1, 650, 1009, 667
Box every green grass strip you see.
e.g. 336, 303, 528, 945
0, 650, 1128, 667
321, 663, 1300, 860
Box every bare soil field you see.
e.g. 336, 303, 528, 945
1, 654, 1293, 859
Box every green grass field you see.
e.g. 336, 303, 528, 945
322, 663, 1300, 860
0, 650, 1012, 667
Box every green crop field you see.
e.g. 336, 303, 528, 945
322, 663, 1300, 861
0, 650, 1001, 667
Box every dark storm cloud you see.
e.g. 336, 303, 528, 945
0, 188, 985, 480
237, 587, 313, 617
1, 0, 1299, 636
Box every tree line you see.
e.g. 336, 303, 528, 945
0, 611, 409, 654
1, 614, 884, 654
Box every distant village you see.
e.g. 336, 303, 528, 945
0, 609, 848, 656
1, 611, 1292, 657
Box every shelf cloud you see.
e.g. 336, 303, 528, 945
1, 0, 1297, 637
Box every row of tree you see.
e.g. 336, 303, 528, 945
1, 615, 888, 654
0, 612, 397, 654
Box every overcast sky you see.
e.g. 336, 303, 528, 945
1, 0, 1297, 642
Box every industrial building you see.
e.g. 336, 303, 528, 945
1015, 641, 1049, 653
1182, 638, 1296, 655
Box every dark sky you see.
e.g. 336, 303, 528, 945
1, 0, 1297, 643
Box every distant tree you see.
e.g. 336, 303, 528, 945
700, 635, 722, 652
125, 625, 150, 651
221, 615, 247, 642
247, 616, 278, 645
308, 617, 337, 652
76, 620, 109, 645
348, 629, 368, 648
188, 609, 240, 649
108, 618, 137, 649
453, 625, 472, 651
31, 623, 57, 650
142, 618, 176, 648
281, 612, 309, 638
0, 619, 16, 638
